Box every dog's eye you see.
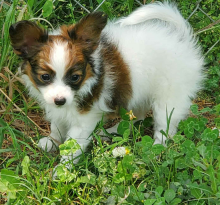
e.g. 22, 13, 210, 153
71, 75, 80, 83
41, 74, 51, 82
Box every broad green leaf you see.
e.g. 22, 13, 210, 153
142, 135, 153, 148
138, 183, 146, 192
207, 165, 217, 193
164, 189, 175, 203
214, 118, 220, 127
123, 129, 130, 139
214, 104, 220, 114
77, 174, 96, 185
170, 198, 182, 205
173, 134, 184, 143
180, 140, 195, 153
0, 118, 7, 126
155, 186, 163, 198
190, 188, 202, 199
42, 0, 53, 18
184, 127, 194, 138
21, 156, 30, 175
0, 169, 21, 199
193, 170, 202, 180
197, 144, 206, 158
152, 144, 165, 155
117, 121, 130, 135
119, 108, 130, 121
59, 139, 80, 156
106, 196, 116, 205
113, 173, 125, 183
200, 107, 212, 113
112, 137, 123, 142
205, 145, 220, 161
216, 192, 220, 198
154, 197, 165, 205
201, 128, 219, 142
133, 191, 145, 201
0, 180, 8, 192
56, 165, 76, 182
192, 158, 207, 170
144, 199, 156, 205
191, 104, 199, 115
1, 169, 20, 186
175, 158, 187, 169
28, 0, 34, 8
122, 155, 133, 169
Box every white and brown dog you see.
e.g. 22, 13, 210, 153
9, 2, 204, 165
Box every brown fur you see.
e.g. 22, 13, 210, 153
9, 20, 48, 59
101, 40, 132, 110
21, 61, 38, 88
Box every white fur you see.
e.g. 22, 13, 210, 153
39, 81, 73, 106
78, 76, 98, 97
22, 2, 204, 169
50, 42, 67, 78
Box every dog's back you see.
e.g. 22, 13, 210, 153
99, 2, 205, 143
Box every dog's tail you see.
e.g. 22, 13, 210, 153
117, 1, 191, 35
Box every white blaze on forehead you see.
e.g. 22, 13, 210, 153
50, 41, 68, 78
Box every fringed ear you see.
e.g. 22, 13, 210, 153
9, 20, 48, 59
68, 12, 107, 56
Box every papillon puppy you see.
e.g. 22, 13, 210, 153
9, 2, 204, 166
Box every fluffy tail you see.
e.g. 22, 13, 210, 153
117, 1, 191, 35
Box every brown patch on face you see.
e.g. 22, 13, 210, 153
65, 44, 85, 73
101, 38, 132, 110
80, 64, 94, 85
22, 56, 56, 88
21, 61, 38, 88
60, 25, 75, 40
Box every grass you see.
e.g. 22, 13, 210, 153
0, 0, 220, 204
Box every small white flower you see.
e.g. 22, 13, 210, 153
112, 147, 126, 158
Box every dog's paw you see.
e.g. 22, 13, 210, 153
153, 131, 167, 146
153, 138, 167, 147
38, 137, 57, 152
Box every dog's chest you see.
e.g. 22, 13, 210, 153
45, 105, 79, 125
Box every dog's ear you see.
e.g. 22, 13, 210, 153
9, 20, 48, 59
68, 12, 107, 55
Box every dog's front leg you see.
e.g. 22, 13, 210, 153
38, 121, 67, 152
59, 114, 102, 168
59, 126, 92, 166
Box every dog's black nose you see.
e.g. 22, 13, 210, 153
54, 98, 66, 106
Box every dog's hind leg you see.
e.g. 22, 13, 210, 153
152, 96, 191, 145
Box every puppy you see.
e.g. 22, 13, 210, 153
9, 2, 204, 165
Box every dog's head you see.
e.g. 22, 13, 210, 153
9, 13, 107, 107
